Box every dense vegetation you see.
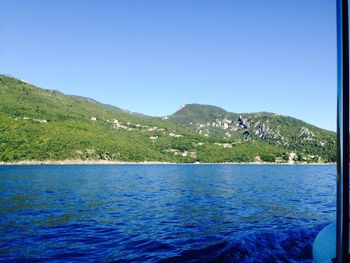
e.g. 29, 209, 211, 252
0, 75, 336, 163
168, 104, 337, 162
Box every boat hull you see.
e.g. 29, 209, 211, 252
313, 223, 343, 263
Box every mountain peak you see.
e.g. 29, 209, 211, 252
172, 103, 229, 116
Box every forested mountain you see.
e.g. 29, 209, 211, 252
167, 104, 336, 162
0, 75, 336, 163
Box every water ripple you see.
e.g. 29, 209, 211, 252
0, 164, 336, 262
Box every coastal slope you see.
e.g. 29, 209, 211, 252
0, 75, 336, 163
167, 104, 336, 162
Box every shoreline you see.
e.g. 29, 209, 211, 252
0, 160, 336, 166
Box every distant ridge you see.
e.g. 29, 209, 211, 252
0, 74, 147, 117
0, 75, 336, 163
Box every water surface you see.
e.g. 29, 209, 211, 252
0, 164, 336, 262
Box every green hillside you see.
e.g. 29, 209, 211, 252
167, 104, 337, 162
0, 75, 336, 163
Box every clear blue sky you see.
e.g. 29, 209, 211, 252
0, 0, 336, 131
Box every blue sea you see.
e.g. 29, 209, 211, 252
0, 164, 335, 262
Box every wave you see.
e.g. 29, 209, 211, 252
159, 224, 327, 263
